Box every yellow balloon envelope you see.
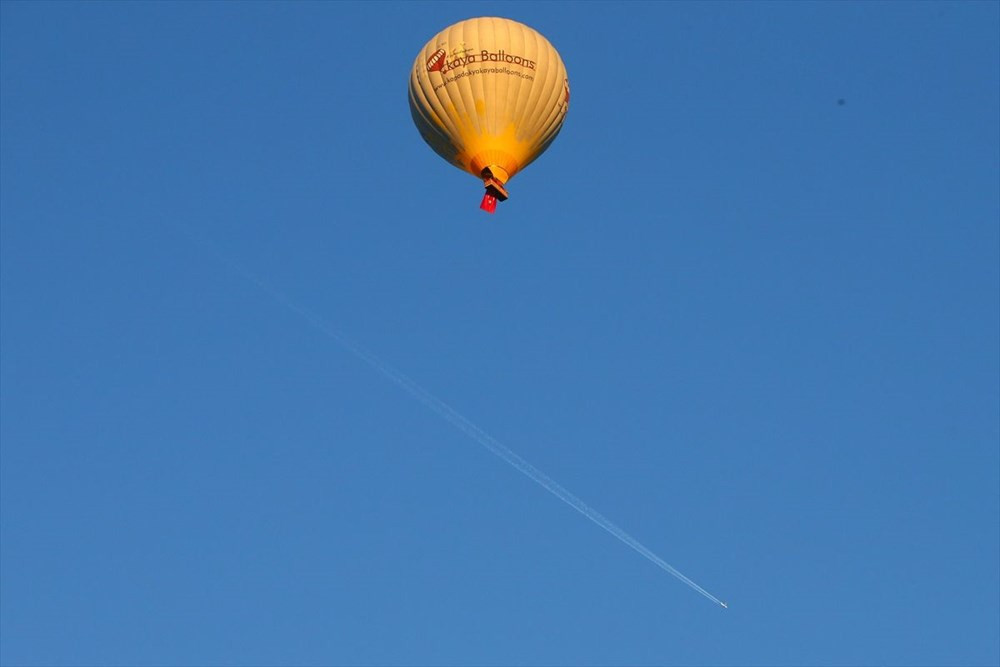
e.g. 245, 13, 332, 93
408, 17, 570, 213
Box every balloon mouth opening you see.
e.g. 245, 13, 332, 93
480, 165, 511, 185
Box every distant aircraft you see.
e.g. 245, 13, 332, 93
721, 602, 728, 609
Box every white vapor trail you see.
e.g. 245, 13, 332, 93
188, 230, 726, 608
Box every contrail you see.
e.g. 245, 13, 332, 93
184, 229, 727, 608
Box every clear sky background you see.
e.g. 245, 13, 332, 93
2, 2, 998, 666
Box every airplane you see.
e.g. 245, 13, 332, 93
721, 602, 728, 609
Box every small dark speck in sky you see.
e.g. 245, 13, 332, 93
838, 98, 846, 106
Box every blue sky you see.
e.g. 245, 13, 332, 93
1, 1, 998, 665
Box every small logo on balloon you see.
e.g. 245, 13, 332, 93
426, 49, 446, 72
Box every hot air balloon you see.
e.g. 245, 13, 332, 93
408, 17, 570, 213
